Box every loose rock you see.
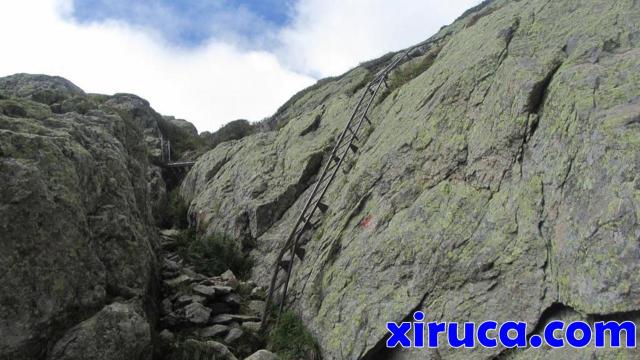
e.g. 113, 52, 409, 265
241, 321, 261, 333
246, 300, 265, 316
224, 327, 244, 344
211, 314, 260, 325
221, 270, 239, 289
193, 284, 217, 298
200, 324, 230, 338
245, 350, 278, 360
184, 302, 211, 325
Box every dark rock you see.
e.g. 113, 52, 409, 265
184, 302, 211, 325
246, 300, 265, 316
0, 74, 84, 105
200, 324, 230, 338
48, 302, 150, 360
182, 339, 238, 360
159, 329, 175, 343
209, 302, 234, 315
175, 294, 206, 307
249, 286, 266, 300
163, 115, 198, 136
213, 285, 234, 295
223, 293, 242, 308
241, 321, 261, 333
162, 270, 179, 280
245, 350, 278, 360
0, 101, 27, 117
164, 274, 193, 288
163, 258, 181, 272
211, 314, 260, 325
161, 298, 173, 316
220, 270, 239, 289
160, 312, 180, 328
0, 74, 160, 358
223, 328, 244, 344
193, 284, 217, 298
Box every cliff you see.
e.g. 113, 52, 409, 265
181, 0, 640, 359
2, 0, 640, 359
0, 74, 174, 359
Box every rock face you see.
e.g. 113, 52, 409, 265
0, 74, 183, 359
182, 0, 640, 359
48, 302, 151, 360
164, 115, 198, 137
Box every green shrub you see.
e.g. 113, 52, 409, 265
168, 188, 189, 229
268, 312, 320, 360
175, 231, 252, 278
377, 48, 441, 104
202, 119, 255, 147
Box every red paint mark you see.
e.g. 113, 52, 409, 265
359, 214, 373, 229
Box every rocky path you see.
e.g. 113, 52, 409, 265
156, 230, 277, 360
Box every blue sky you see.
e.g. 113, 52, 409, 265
0, 0, 480, 131
72, 0, 295, 47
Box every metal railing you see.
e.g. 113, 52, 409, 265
160, 136, 196, 168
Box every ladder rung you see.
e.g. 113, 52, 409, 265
317, 202, 329, 213
336, 140, 351, 154
275, 276, 287, 291
279, 259, 291, 270
305, 192, 323, 211
298, 213, 319, 229
347, 127, 359, 140
303, 221, 318, 231
325, 161, 338, 175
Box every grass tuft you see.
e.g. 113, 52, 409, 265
374, 46, 443, 105
167, 188, 189, 229
268, 312, 320, 360
175, 230, 253, 278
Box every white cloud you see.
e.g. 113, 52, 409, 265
280, 0, 482, 77
0, 0, 480, 132
0, 0, 313, 131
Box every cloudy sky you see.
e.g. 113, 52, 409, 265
0, 0, 480, 132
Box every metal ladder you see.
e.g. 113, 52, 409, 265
260, 46, 422, 331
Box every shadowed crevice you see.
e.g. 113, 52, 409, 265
526, 62, 563, 115
359, 292, 431, 360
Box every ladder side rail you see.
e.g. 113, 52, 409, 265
277, 76, 388, 313
261, 45, 419, 331
261, 81, 378, 329
286, 77, 376, 238
374, 46, 417, 81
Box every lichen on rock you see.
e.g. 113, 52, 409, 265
0, 74, 173, 359
182, 0, 640, 359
